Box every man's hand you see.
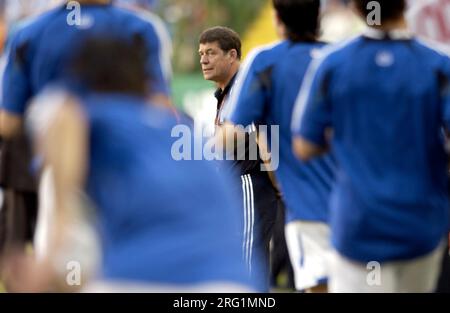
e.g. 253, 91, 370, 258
292, 135, 327, 161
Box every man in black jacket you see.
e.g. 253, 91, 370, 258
199, 26, 279, 290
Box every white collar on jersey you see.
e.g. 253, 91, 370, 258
363, 27, 413, 40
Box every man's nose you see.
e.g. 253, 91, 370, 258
200, 55, 209, 64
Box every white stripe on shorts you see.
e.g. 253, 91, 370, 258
241, 174, 254, 272
244, 175, 251, 270
240, 175, 248, 265
241, 174, 255, 274
247, 174, 255, 274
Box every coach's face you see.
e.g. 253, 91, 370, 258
199, 41, 235, 83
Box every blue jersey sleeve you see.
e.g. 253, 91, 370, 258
1, 31, 32, 115
291, 56, 332, 146
141, 19, 171, 97
224, 50, 268, 127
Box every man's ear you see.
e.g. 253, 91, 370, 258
272, 9, 286, 39
229, 49, 238, 61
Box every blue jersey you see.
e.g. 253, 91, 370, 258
1, 3, 171, 115
292, 29, 450, 262
224, 41, 335, 223
83, 93, 258, 288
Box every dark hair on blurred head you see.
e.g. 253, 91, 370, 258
272, 0, 321, 42
352, 0, 406, 23
71, 34, 148, 95
199, 26, 242, 60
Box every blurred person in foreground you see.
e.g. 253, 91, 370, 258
219, 0, 334, 293
0, 0, 173, 274
2, 35, 259, 293
292, 0, 450, 292
0, 0, 63, 278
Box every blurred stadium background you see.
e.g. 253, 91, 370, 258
158, 0, 362, 131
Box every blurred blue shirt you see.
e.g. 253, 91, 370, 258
293, 29, 450, 262
1, 3, 171, 115
83, 92, 260, 288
